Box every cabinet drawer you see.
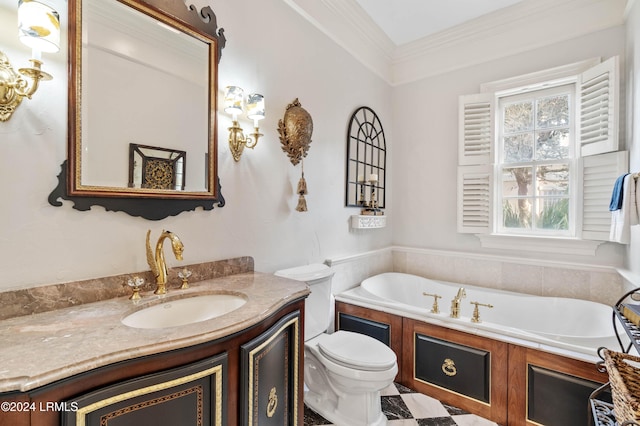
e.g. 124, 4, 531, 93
414, 334, 490, 404
62, 353, 227, 426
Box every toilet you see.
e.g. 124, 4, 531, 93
275, 264, 397, 426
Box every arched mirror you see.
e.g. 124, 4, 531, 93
50, 0, 226, 219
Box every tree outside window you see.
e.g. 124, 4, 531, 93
498, 86, 573, 234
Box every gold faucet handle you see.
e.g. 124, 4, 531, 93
178, 268, 192, 290
127, 277, 145, 301
470, 301, 493, 323
422, 292, 442, 314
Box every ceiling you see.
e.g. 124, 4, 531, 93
354, 0, 525, 46
284, 0, 627, 85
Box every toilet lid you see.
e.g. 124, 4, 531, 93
318, 331, 396, 371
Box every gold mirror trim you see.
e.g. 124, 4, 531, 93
67, 0, 223, 200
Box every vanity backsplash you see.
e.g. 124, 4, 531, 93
0, 256, 254, 320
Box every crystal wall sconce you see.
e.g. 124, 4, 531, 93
0, 0, 60, 122
223, 86, 265, 161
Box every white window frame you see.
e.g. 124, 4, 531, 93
457, 57, 626, 255
495, 83, 577, 238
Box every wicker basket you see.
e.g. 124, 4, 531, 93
603, 349, 640, 425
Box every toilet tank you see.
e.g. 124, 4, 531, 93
274, 264, 334, 340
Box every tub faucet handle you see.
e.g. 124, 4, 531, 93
422, 292, 441, 314
470, 301, 493, 323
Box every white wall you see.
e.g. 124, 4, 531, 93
391, 25, 628, 267
625, 0, 640, 280
0, 0, 393, 290
0, 0, 634, 294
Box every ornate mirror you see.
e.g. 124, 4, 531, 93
49, 0, 226, 219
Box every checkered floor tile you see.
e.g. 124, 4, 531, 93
303, 383, 499, 426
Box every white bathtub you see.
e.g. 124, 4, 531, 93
336, 272, 625, 358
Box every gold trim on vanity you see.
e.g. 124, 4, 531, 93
75, 364, 223, 426
247, 316, 299, 426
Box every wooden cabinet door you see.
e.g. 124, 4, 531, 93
62, 353, 227, 426
240, 310, 301, 426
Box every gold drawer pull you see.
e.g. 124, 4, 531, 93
267, 387, 278, 418
442, 358, 457, 376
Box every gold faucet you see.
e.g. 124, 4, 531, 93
450, 287, 466, 318
146, 229, 184, 295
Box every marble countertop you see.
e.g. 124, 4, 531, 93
0, 272, 309, 393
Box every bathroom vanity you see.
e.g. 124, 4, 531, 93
0, 265, 309, 426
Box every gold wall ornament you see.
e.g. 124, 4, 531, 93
278, 98, 313, 166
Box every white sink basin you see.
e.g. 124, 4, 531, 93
122, 293, 248, 329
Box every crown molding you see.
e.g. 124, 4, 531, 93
282, 0, 394, 83
284, 0, 626, 86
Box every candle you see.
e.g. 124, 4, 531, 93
369, 174, 378, 183
357, 174, 365, 183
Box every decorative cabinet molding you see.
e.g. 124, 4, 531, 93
350, 214, 387, 229
336, 302, 607, 425
63, 354, 227, 426
241, 311, 300, 426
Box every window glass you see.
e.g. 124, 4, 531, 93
498, 85, 573, 235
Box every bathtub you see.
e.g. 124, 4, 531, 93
336, 272, 624, 358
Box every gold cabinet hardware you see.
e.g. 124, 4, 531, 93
422, 292, 441, 314
442, 358, 457, 376
266, 387, 278, 418
470, 301, 494, 323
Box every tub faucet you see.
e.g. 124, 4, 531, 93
146, 229, 184, 295
450, 287, 466, 318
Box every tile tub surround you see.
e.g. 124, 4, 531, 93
392, 248, 625, 306
0, 271, 309, 393
0, 256, 254, 320
325, 247, 626, 307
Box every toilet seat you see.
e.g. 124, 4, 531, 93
317, 331, 396, 371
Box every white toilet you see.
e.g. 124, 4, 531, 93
275, 264, 398, 426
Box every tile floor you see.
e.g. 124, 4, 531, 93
303, 382, 499, 426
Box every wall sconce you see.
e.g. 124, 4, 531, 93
0, 0, 60, 122
224, 86, 265, 162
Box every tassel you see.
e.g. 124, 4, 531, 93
296, 193, 308, 212
297, 174, 308, 195
295, 157, 308, 212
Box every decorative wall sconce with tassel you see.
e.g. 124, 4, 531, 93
278, 98, 313, 212
223, 86, 265, 162
0, 0, 60, 122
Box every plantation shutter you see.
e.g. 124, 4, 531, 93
457, 165, 492, 233
457, 93, 494, 234
580, 151, 628, 241
458, 93, 494, 166
578, 56, 619, 157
